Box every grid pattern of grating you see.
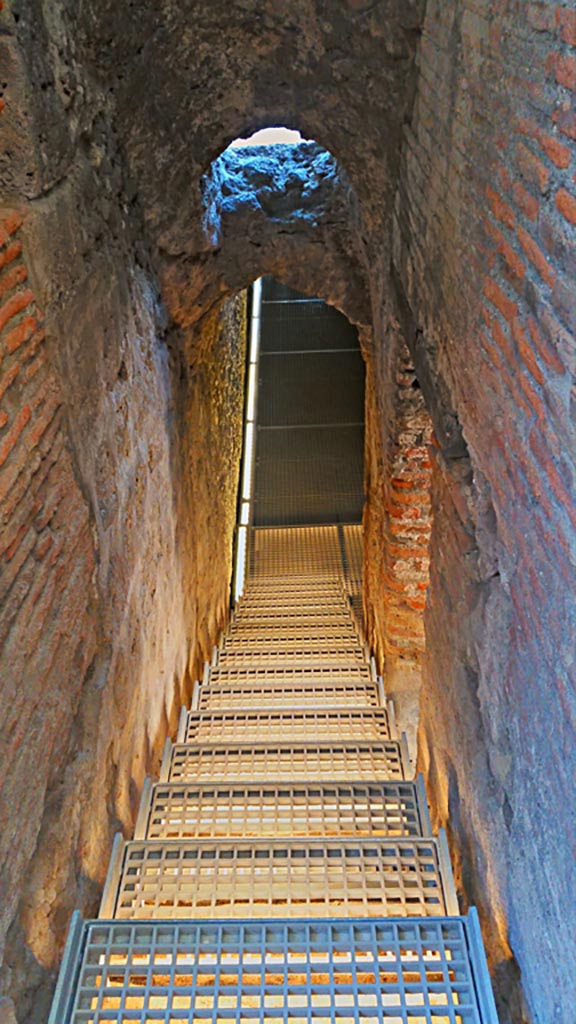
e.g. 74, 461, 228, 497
209, 664, 372, 683
342, 523, 364, 628
253, 428, 365, 528
114, 839, 446, 920
236, 591, 345, 607
167, 741, 407, 784
259, 297, 356, 353
342, 524, 363, 581
229, 605, 357, 619
246, 574, 343, 587
243, 595, 348, 607
184, 709, 392, 744
250, 528, 345, 577
258, 348, 363, 426
221, 636, 363, 656
242, 583, 344, 599
223, 624, 360, 642
254, 282, 364, 527
237, 600, 347, 614
49, 524, 497, 1023
68, 917, 487, 1024
216, 648, 365, 667
199, 680, 381, 710
145, 782, 425, 840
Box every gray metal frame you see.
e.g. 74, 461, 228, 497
51, 913, 500, 1024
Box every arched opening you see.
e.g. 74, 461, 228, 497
193, 125, 371, 329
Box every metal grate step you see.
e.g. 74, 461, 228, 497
53, 913, 499, 1024
138, 780, 429, 841
237, 597, 348, 611
249, 526, 347, 574
208, 663, 373, 684
231, 598, 350, 614
165, 740, 409, 784
228, 619, 357, 636
230, 598, 348, 610
183, 708, 393, 744
240, 587, 346, 602
244, 578, 345, 592
104, 837, 452, 920
198, 679, 381, 710
224, 632, 362, 645
222, 637, 365, 656
216, 647, 367, 667
231, 613, 354, 628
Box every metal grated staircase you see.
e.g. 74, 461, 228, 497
49, 527, 499, 1023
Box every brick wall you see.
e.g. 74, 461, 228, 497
364, 339, 433, 666
380, 348, 432, 660
363, 323, 432, 748
0, 210, 97, 984
0, 207, 247, 1022
394, 1, 576, 1019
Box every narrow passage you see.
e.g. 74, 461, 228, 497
49, 286, 498, 1023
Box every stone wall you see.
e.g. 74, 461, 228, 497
0, 24, 248, 1008
175, 294, 247, 693
363, 321, 432, 747
0, 199, 180, 1015
393, 2, 576, 1020
0, 209, 98, 1015
0, 193, 246, 1021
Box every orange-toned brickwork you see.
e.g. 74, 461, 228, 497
394, 2, 576, 1018
0, 210, 97, 990
381, 349, 432, 658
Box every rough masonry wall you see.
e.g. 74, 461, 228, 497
0, 210, 98, 1019
363, 324, 432, 746
0, 11, 248, 1019
175, 294, 247, 689
0, 217, 246, 1024
0, 196, 191, 1024
394, 3, 576, 1021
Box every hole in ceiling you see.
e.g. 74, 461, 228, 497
228, 127, 309, 148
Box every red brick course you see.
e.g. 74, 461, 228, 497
381, 350, 432, 659
555, 186, 576, 223
0, 211, 97, 980
392, 1, 576, 1017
